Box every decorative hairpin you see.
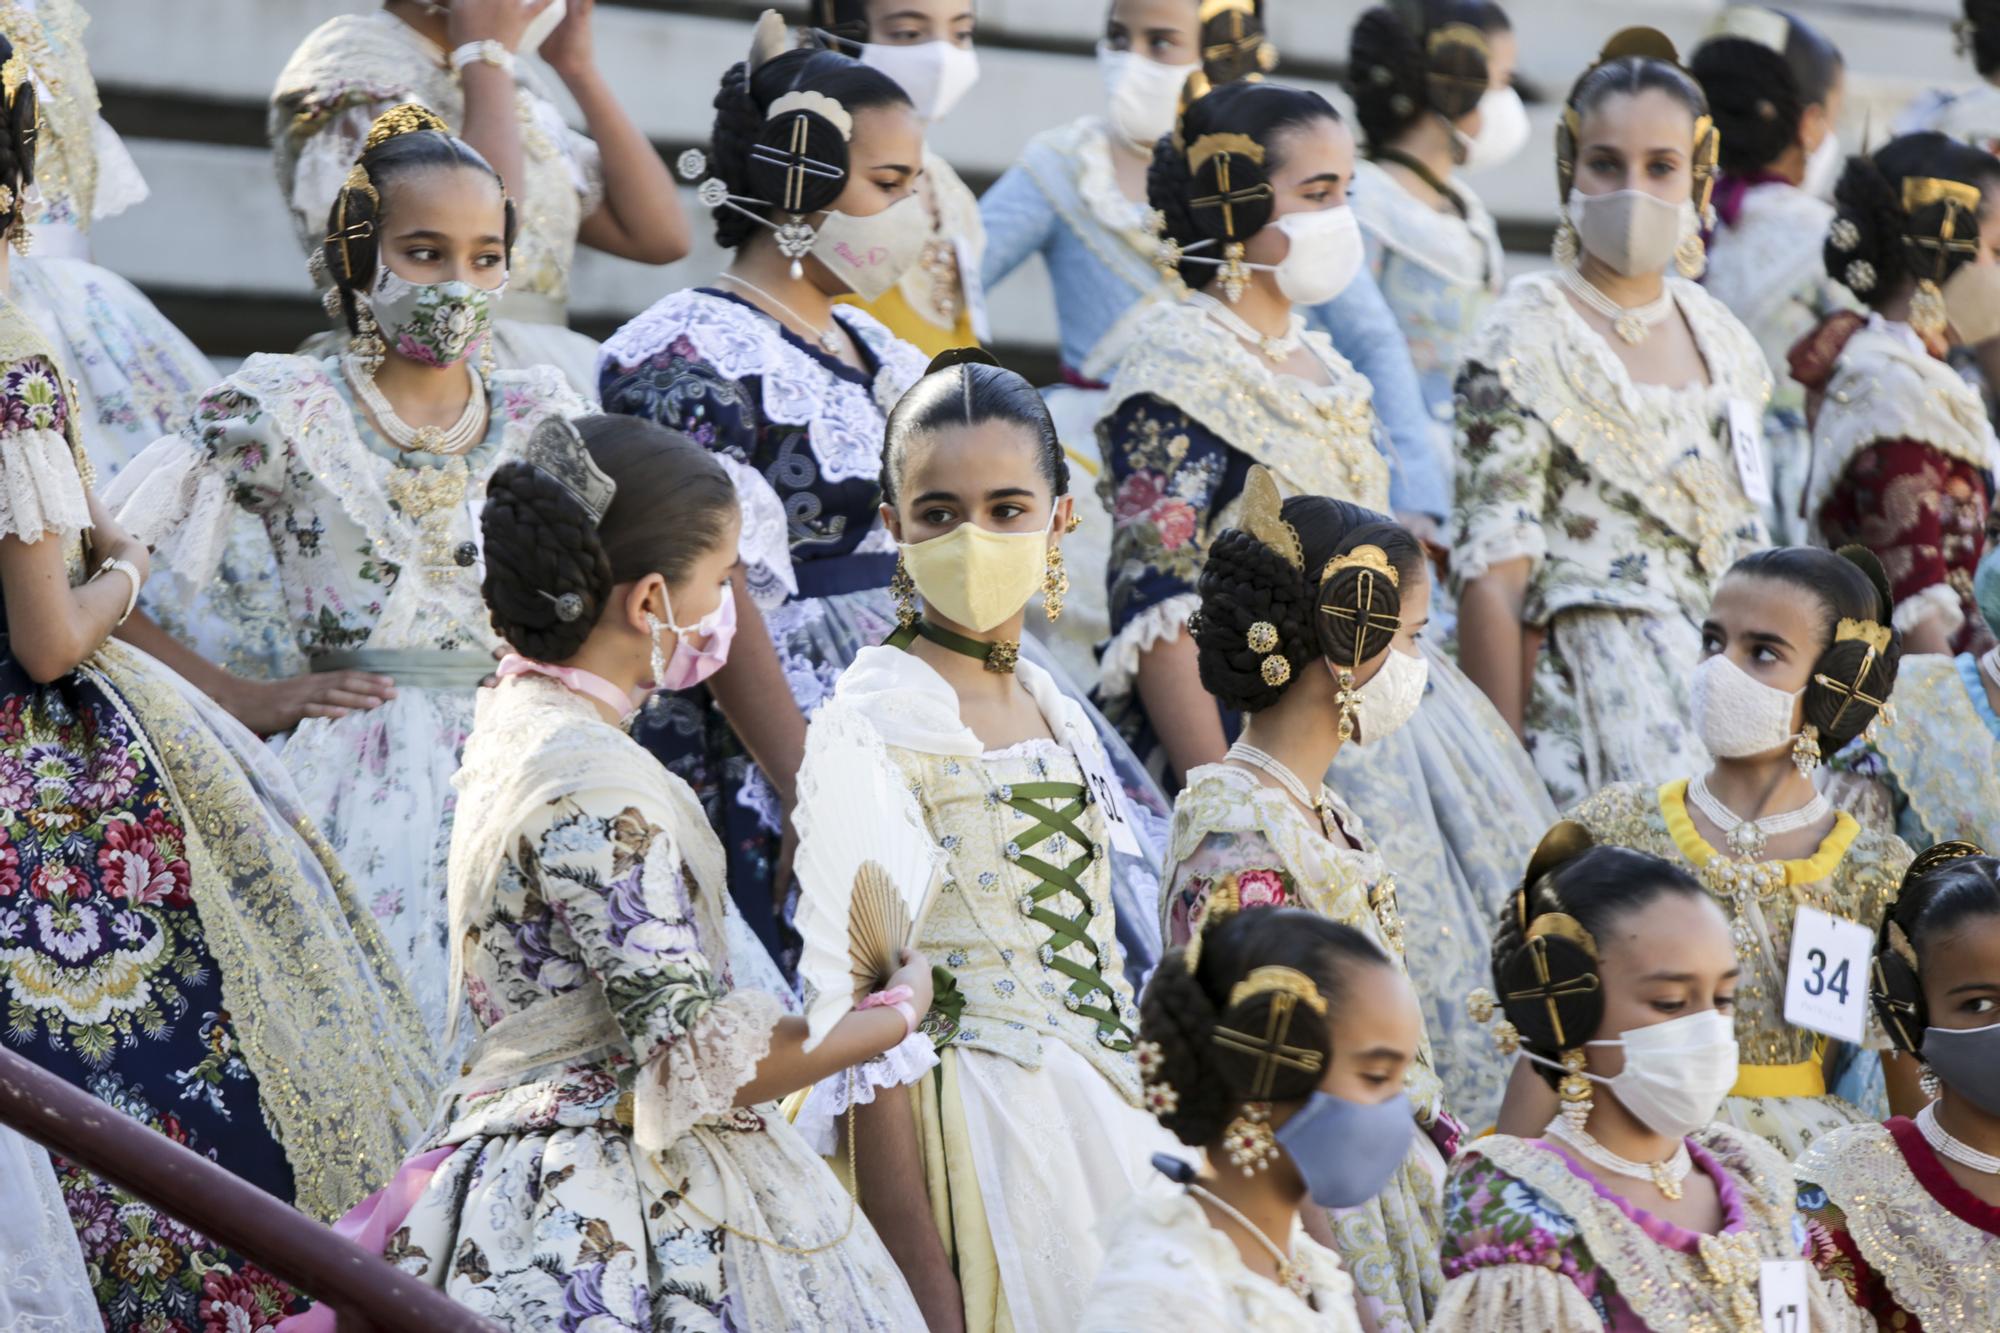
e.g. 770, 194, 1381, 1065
523, 417, 618, 524
1199, 0, 1277, 83
1213, 966, 1326, 1102
1320, 545, 1400, 589
1835, 617, 1892, 653
1134, 1040, 1179, 1114
1228, 965, 1328, 1015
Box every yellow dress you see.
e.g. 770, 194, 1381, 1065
1571, 780, 1911, 1156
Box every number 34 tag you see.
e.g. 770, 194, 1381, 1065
1783, 906, 1874, 1045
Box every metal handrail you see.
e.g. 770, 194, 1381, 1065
0, 1047, 496, 1333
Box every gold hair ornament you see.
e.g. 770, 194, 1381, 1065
1199, 0, 1278, 82
1708, 6, 1791, 53
0, 51, 26, 109
768, 90, 854, 141
1319, 545, 1400, 590
1213, 976, 1327, 1100
1238, 465, 1302, 569
1228, 965, 1329, 1016
1835, 617, 1892, 654
362, 103, 449, 154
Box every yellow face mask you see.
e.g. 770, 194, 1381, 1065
898, 512, 1054, 633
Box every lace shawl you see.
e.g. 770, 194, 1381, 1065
598, 289, 927, 485
1351, 159, 1503, 294
1459, 271, 1771, 576
1097, 298, 1391, 511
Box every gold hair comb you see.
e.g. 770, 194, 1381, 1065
1835, 617, 1892, 653
362, 103, 449, 154
1321, 545, 1400, 588
1227, 965, 1329, 1016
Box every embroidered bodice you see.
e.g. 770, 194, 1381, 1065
1704, 184, 1857, 416
107, 354, 587, 660
1452, 271, 1772, 622
271, 11, 605, 309
1351, 159, 1502, 385
1572, 780, 1910, 1068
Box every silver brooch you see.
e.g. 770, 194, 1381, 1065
698, 177, 730, 209
676, 148, 708, 182
1844, 259, 1877, 293
1829, 217, 1860, 253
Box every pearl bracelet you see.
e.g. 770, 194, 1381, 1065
449, 39, 515, 75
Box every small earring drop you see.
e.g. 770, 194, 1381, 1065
645, 611, 669, 686
1911, 278, 1949, 340
478, 332, 496, 382
1674, 230, 1706, 280
1559, 1048, 1594, 1132
352, 300, 386, 379
1334, 668, 1361, 741
1792, 724, 1822, 779
1552, 218, 1580, 268
1042, 544, 1068, 623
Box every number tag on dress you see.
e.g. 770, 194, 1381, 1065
1783, 905, 1873, 1044
1759, 1258, 1810, 1333
1074, 740, 1143, 858
1726, 398, 1772, 507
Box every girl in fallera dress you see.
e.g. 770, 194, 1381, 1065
1081, 908, 1423, 1332
1157, 473, 1455, 1333
1454, 28, 1772, 808
1099, 73, 1550, 1129
0, 56, 433, 1331
1798, 846, 2000, 1329
1442, 834, 1864, 1332
106, 109, 592, 1046
793, 354, 1173, 1333
306, 413, 930, 1332
1690, 7, 1853, 546
1546, 546, 1918, 1156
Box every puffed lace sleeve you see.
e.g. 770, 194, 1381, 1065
104, 379, 288, 618
530, 787, 783, 1146
0, 355, 90, 545
1450, 358, 1552, 591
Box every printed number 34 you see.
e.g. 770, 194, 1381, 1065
1801, 948, 1850, 1004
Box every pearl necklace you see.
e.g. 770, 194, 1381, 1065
1227, 741, 1333, 833
1546, 1119, 1694, 1200
718, 272, 845, 354
1185, 1182, 1314, 1303
1190, 291, 1306, 363
1687, 771, 1832, 859
1557, 264, 1676, 346
345, 356, 488, 456
1918, 1101, 2000, 1175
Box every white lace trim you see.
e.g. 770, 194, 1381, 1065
712, 451, 797, 609
1072, 118, 1152, 243
597, 290, 927, 484
1097, 591, 1199, 702
791, 1030, 940, 1156
1351, 159, 1502, 293
639, 987, 782, 1152
103, 433, 231, 616
1893, 581, 1966, 639
0, 424, 90, 544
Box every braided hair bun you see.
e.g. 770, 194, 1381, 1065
0, 38, 37, 239
1827, 132, 2000, 306
1346, 2, 1499, 151
1870, 843, 1998, 1054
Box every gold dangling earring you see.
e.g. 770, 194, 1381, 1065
1551, 217, 1580, 268
1558, 1048, 1594, 1132
1042, 544, 1068, 623
1219, 241, 1251, 303
891, 555, 919, 627
1221, 1102, 1280, 1176
1911, 277, 1949, 340
352, 299, 386, 379
10, 220, 29, 256
1334, 667, 1361, 741
1791, 724, 1822, 778
1675, 229, 1706, 280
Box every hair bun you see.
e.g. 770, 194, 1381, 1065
1313, 531, 1406, 672
1835, 544, 1893, 622
925, 346, 1000, 376
1193, 528, 1315, 713
1489, 822, 1607, 1054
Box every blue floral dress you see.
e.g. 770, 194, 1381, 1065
0, 310, 431, 1331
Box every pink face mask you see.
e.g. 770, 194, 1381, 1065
648, 582, 737, 691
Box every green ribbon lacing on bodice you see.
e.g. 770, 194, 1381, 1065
1002, 780, 1134, 1052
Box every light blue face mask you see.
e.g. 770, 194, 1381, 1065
1273, 1089, 1415, 1208
1975, 544, 2000, 641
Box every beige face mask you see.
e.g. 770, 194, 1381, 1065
898, 512, 1053, 633
1944, 261, 2000, 347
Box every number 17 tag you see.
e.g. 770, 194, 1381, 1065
1760, 1259, 1810, 1333
1783, 906, 1873, 1045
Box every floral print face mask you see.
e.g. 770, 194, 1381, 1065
369, 266, 502, 368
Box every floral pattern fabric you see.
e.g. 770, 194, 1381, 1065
1829, 652, 2000, 852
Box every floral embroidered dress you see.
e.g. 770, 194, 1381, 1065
1453, 271, 1772, 808
106, 353, 589, 1047
1829, 652, 2000, 852
1078, 1178, 1361, 1333
1573, 780, 1912, 1157
0, 304, 432, 1330
1797, 1116, 2000, 1330
794, 643, 1180, 1333
1702, 180, 1860, 545
836, 150, 987, 357
271, 9, 608, 392
375, 671, 924, 1331
1809, 316, 1996, 656
1099, 295, 1553, 1129
1161, 763, 1453, 1333
1434, 1126, 1864, 1332
598, 288, 1172, 976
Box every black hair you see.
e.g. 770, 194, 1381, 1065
0, 37, 37, 239
1148, 80, 1343, 291
1346, 1, 1511, 151
1966, 1, 2000, 78
1826, 131, 2000, 307
1490, 836, 1709, 1087
1690, 14, 1842, 175
879, 349, 1070, 508
1141, 908, 1391, 1145
708, 45, 912, 249
1725, 545, 1901, 751
481, 415, 738, 661
321, 121, 517, 337
1871, 846, 2000, 1054
1193, 494, 1421, 714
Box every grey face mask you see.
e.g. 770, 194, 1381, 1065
1273, 1089, 1415, 1208
1923, 1019, 2000, 1116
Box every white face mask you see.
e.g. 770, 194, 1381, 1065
519, 0, 566, 54
1269, 206, 1365, 306
858, 39, 981, 124
811, 194, 931, 300
1802, 129, 1842, 200
1459, 86, 1530, 172
1097, 43, 1199, 151
1690, 653, 1803, 759
1567, 187, 1693, 277
1348, 645, 1428, 746
1586, 1008, 1740, 1140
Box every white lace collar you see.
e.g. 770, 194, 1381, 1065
833, 642, 1096, 763
598, 288, 927, 484
1071, 117, 1154, 247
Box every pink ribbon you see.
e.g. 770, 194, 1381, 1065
274, 1146, 456, 1331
